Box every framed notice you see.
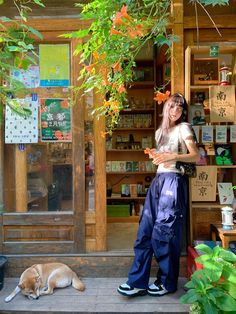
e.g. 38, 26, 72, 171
209, 85, 235, 122
230, 125, 236, 143
40, 98, 72, 142
202, 125, 214, 143
192, 126, 200, 143
215, 125, 227, 143
5, 97, 39, 143
39, 44, 70, 87
191, 166, 217, 202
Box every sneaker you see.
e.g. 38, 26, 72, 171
147, 281, 170, 296
117, 283, 147, 297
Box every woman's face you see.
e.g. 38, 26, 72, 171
169, 103, 183, 124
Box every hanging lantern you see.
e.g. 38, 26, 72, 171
221, 206, 234, 230
219, 65, 231, 86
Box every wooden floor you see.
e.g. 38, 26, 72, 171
0, 277, 190, 313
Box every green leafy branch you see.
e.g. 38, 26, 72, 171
63, 0, 229, 134
0, 0, 44, 120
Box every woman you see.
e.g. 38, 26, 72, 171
117, 93, 199, 297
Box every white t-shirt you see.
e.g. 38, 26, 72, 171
155, 123, 194, 173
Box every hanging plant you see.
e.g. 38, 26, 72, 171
62, 0, 229, 134
0, 0, 44, 120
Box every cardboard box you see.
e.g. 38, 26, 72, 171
107, 204, 130, 217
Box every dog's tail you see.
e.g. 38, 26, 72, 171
5, 285, 21, 303
71, 272, 85, 291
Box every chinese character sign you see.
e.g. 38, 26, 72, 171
191, 166, 217, 202
40, 99, 71, 142
209, 85, 235, 122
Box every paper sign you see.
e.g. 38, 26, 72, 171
217, 183, 235, 205
39, 44, 70, 87
209, 85, 235, 122
191, 166, 217, 202
40, 98, 72, 142
5, 97, 39, 143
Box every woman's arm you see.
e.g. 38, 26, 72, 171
152, 135, 199, 165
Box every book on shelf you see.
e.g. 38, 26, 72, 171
196, 145, 207, 165
217, 182, 235, 205
214, 144, 233, 165
106, 161, 112, 172
189, 104, 206, 126
230, 125, 236, 143
215, 125, 227, 143
202, 125, 214, 143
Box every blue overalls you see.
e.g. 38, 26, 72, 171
127, 172, 188, 292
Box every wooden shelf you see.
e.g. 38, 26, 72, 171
107, 196, 146, 200
121, 108, 155, 113
106, 149, 145, 152
106, 172, 155, 175
27, 164, 41, 173
112, 127, 155, 131
192, 202, 223, 209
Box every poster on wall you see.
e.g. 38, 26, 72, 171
39, 44, 70, 87
40, 98, 72, 142
209, 85, 235, 122
5, 96, 39, 143
191, 166, 217, 202
10, 66, 40, 88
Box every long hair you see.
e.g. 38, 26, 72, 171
158, 93, 188, 144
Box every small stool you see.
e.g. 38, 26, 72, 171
211, 223, 236, 249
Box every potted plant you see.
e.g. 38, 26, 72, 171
180, 244, 236, 314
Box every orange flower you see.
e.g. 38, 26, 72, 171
154, 90, 170, 104
144, 148, 151, 155
127, 28, 138, 39
110, 27, 123, 36
120, 5, 132, 21
112, 12, 126, 26
100, 131, 109, 138
84, 63, 95, 74
112, 62, 122, 73
93, 51, 99, 61
117, 84, 126, 93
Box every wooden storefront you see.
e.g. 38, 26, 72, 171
0, 0, 236, 275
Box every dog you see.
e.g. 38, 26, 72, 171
5, 262, 85, 302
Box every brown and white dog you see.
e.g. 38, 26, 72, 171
5, 263, 85, 302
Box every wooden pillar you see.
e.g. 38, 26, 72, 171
171, 0, 184, 95
94, 93, 106, 251
71, 39, 86, 253
0, 108, 4, 213
15, 145, 27, 212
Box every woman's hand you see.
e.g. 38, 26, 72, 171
152, 152, 176, 165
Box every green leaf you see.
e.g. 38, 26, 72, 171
27, 26, 43, 40
217, 294, 236, 311
0, 0, 4, 5
195, 244, 213, 255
